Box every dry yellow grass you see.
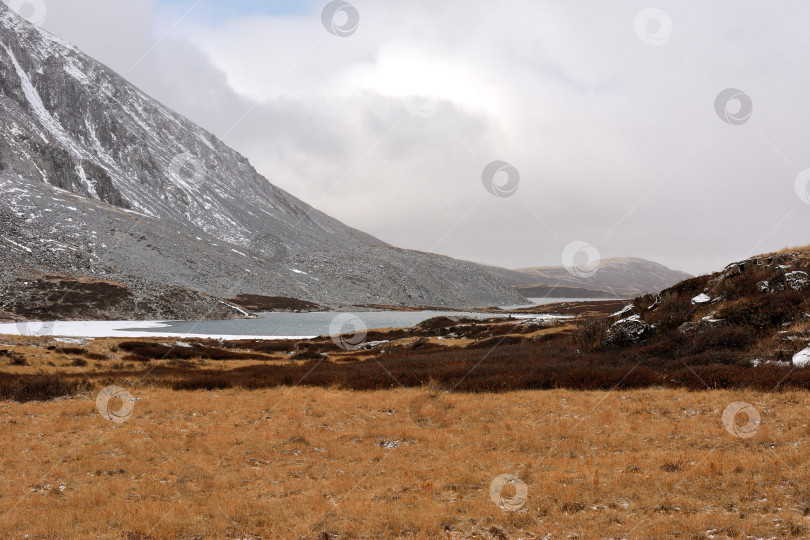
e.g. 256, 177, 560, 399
1, 386, 810, 539
773, 245, 810, 256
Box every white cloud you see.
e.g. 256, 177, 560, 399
38, 0, 810, 275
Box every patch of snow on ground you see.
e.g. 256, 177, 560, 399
0, 236, 32, 252
691, 293, 711, 304
751, 358, 791, 367
701, 313, 724, 323
510, 314, 574, 321
0, 321, 307, 340
612, 305, 634, 317
793, 347, 810, 367
217, 300, 250, 317
55, 338, 92, 345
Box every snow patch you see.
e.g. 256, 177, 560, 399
0, 236, 32, 252
0, 43, 82, 158
793, 347, 810, 368
0, 320, 306, 340
612, 305, 634, 317
510, 314, 574, 321
217, 300, 250, 317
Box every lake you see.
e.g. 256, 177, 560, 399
0, 310, 570, 340
126, 310, 510, 338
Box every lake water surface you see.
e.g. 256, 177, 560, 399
1, 310, 542, 339
127, 310, 510, 338
1, 301, 617, 339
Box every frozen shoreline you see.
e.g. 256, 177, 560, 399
0, 320, 309, 340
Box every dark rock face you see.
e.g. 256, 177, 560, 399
81, 160, 130, 209
0, 5, 525, 314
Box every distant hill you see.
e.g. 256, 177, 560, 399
479, 257, 693, 298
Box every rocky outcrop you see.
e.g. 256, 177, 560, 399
785, 271, 809, 292
606, 315, 650, 345
613, 250, 810, 364
756, 271, 809, 294
0, 272, 247, 322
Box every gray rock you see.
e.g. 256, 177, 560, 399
679, 322, 699, 334
785, 271, 809, 292
607, 316, 650, 344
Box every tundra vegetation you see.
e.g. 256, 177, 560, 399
0, 248, 809, 538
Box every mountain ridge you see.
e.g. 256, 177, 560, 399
0, 4, 526, 317
478, 257, 692, 298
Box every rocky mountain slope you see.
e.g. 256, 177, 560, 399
481, 257, 692, 298
600, 247, 810, 368
0, 5, 525, 319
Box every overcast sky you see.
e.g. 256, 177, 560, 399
20, 0, 810, 275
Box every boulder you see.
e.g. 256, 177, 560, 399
634, 294, 660, 312
607, 316, 650, 344
678, 322, 699, 334
679, 316, 723, 334
785, 271, 809, 292
765, 271, 809, 294
722, 259, 759, 279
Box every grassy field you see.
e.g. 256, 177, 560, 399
2, 250, 808, 538
1, 386, 809, 539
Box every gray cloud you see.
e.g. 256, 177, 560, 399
35, 0, 810, 276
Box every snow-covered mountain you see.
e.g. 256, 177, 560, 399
0, 4, 524, 318
481, 258, 692, 298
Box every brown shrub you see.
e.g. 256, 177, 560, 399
0, 373, 89, 402
117, 341, 267, 361
122, 354, 151, 364
573, 318, 611, 351
720, 292, 805, 330
55, 347, 87, 356
467, 335, 525, 349
8, 354, 28, 366
685, 326, 757, 355
226, 339, 298, 353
